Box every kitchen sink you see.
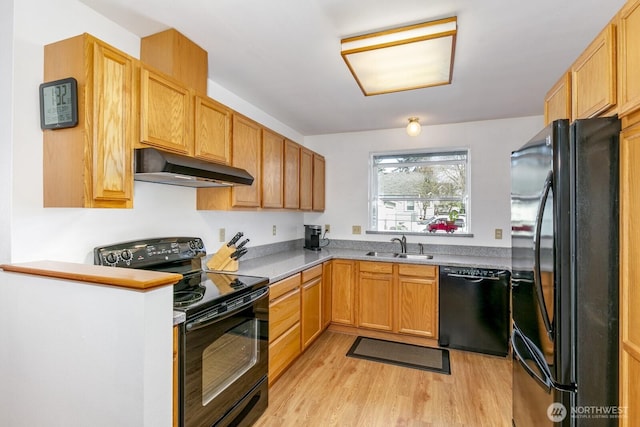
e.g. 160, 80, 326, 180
364, 251, 433, 260
396, 253, 434, 260
364, 251, 398, 257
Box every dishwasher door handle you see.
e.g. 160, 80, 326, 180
445, 273, 501, 281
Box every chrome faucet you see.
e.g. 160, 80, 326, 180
391, 235, 407, 253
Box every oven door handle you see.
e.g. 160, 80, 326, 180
185, 287, 269, 332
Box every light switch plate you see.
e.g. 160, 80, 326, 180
495, 228, 503, 239
352, 225, 362, 234
219, 228, 226, 242
272, 225, 277, 236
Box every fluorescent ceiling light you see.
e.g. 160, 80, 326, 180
341, 17, 457, 96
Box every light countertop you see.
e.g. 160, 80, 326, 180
222, 247, 511, 283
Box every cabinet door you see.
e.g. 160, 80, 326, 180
571, 24, 617, 120
140, 67, 192, 154
268, 323, 301, 386
331, 260, 355, 325
544, 72, 571, 125
299, 147, 313, 210
262, 129, 284, 208
618, 0, 640, 118
91, 41, 134, 205
283, 139, 300, 209
397, 276, 438, 338
358, 272, 393, 331
231, 114, 262, 207
322, 261, 333, 329
193, 95, 231, 164
619, 123, 640, 427
302, 277, 322, 349
269, 288, 301, 340
312, 153, 325, 212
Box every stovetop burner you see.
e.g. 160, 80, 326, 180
173, 285, 206, 307
173, 271, 268, 316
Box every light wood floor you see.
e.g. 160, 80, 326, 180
254, 331, 512, 427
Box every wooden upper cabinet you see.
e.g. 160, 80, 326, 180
43, 33, 134, 208
618, 0, 640, 119
299, 147, 314, 210
283, 139, 301, 209
544, 71, 572, 125
571, 24, 617, 120
194, 95, 231, 164
140, 66, 192, 155
312, 154, 325, 212
140, 28, 208, 94
261, 129, 284, 208
231, 114, 262, 207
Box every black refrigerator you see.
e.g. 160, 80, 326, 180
510, 117, 620, 426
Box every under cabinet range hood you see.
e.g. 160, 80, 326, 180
134, 148, 254, 188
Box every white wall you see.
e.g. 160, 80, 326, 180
0, 271, 174, 427
0, 0, 14, 264
10, 0, 304, 264
304, 116, 544, 248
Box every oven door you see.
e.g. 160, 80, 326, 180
181, 289, 269, 427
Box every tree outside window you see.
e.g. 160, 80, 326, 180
370, 150, 469, 233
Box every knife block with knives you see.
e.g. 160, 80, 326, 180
206, 232, 249, 272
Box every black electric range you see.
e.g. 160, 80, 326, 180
93, 236, 269, 319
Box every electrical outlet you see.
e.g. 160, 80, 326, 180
219, 228, 226, 242
352, 225, 362, 235
325, 224, 331, 233
272, 225, 277, 236
495, 228, 503, 239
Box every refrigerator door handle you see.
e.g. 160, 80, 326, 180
511, 327, 552, 392
533, 170, 554, 340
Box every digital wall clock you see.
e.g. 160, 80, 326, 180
39, 77, 78, 130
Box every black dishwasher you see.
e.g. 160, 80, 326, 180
438, 266, 510, 357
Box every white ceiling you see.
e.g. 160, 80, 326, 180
82, 0, 625, 136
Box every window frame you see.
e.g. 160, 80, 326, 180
368, 147, 472, 235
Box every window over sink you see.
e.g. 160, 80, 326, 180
370, 149, 469, 234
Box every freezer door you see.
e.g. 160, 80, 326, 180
512, 326, 574, 426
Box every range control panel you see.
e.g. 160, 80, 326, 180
94, 237, 205, 268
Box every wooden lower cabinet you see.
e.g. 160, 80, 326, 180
331, 260, 356, 325
322, 261, 333, 329
397, 264, 438, 338
268, 274, 301, 386
358, 261, 393, 331
301, 265, 323, 349
268, 264, 327, 385
342, 261, 439, 340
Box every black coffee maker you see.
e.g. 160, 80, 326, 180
304, 224, 322, 251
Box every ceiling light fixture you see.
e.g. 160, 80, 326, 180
340, 16, 457, 96
406, 117, 422, 136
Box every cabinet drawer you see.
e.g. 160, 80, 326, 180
301, 264, 322, 282
269, 273, 301, 300
398, 264, 437, 278
359, 261, 393, 274
268, 322, 301, 385
269, 288, 301, 341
